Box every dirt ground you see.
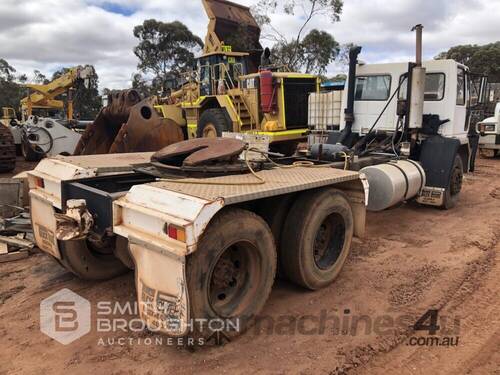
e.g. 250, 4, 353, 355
1, 156, 499, 375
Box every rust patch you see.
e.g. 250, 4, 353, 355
152, 138, 245, 166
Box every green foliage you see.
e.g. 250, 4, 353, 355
271, 29, 339, 74
0, 59, 16, 81
131, 72, 157, 98
133, 19, 203, 94
436, 42, 500, 82
253, 0, 343, 74
33, 70, 49, 84
0, 59, 23, 113
301, 29, 339, 74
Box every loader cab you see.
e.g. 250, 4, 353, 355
1, 107, 18, 127
341, 60, 479, 143
197, 50, 249, 96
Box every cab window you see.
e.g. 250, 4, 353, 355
456, 68, 465, 105
354, 75, 391, 101
398, 73, 445, 101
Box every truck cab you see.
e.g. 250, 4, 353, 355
477, 102, 500, 157
340, 59, 476, 167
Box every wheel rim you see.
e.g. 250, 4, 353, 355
209, 241, 260, 318
450, 166, 463, 196
313, 213, 346, 270
203, 123, 218, 138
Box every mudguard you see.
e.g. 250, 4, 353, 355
418, 135, 460, 189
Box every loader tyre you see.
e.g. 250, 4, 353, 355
281, 188, 354, 290
186, 208, 276, 341
58, 238, 129, 280
0, 125, 16, 173
196, 108, 232, 138
442, 155, 463, 210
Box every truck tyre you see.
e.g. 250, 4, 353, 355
0, 125, 16, 173
57, 238, 129, 280
196, 108, 232, 138
186, 208, 276, 340
281, 188, 354, 290
441, 155, 463, 210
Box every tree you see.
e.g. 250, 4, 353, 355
436, 42, 500, 82
131, 72, 156, 98
0, 59, 16, 81
52, 66, 102, 119
133, 19, 203, 95
253, 0, 343, 72
33, 69, 49, 84
0, 59, 24, 112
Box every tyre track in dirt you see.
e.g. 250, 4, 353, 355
1, 158, 500, 375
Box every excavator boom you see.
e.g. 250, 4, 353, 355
20, 65, 96, 120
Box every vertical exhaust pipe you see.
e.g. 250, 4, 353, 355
408, 24, 425, 129
338, 46, 362, 145
412, 24, 423, 67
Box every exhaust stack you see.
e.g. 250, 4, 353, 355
408, 24, 425, 129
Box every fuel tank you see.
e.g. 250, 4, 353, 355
360, 159, 426, 211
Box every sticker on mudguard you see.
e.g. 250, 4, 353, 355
37, 224, 58, 257
417, 187, 445, 206
138, 279, 188, 335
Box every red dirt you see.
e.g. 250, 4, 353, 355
1, 156, 499, 375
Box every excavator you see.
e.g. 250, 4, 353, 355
0, 65, 97, 169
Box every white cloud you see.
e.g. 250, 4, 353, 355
0, 0, 498, 90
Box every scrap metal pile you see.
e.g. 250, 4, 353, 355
74, 89, 184, 156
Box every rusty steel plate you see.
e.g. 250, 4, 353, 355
152, 138, 246, 167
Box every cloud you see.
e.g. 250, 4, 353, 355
0, 0, 498, 90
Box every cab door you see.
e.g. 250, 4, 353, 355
454, 67, 468, 135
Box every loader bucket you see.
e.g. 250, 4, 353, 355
73, 89, 141, 155
202, 0, 263, 72
108, 99, 184, 154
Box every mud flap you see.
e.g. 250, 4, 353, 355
30, 192, 61, 259
128, 238, 190, 336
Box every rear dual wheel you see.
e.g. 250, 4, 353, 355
281, 188, 354, 290
185, 190, 353, 342
57, 236, 129, 280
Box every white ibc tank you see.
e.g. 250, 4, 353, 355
360, 160, 426, 211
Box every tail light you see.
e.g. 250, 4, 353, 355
164, 223, 186, 242
33, 177, 45, 188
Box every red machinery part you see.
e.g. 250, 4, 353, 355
260, 70, 277, 113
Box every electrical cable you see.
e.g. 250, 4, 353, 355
157, 147, 351, 186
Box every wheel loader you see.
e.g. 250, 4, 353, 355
74, 0, 321, 157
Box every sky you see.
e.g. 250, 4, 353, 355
1, 0, 499, 91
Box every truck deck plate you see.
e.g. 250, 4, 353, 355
150, 166, 360, 204
53, 152, 154, 173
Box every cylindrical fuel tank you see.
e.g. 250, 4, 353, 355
360, 159, 426, 211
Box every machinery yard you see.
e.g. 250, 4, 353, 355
1, 0, 499, 374
1, 155, 499, 374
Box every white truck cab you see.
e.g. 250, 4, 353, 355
341, 59, 474, 145
478, 102, 500, 157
